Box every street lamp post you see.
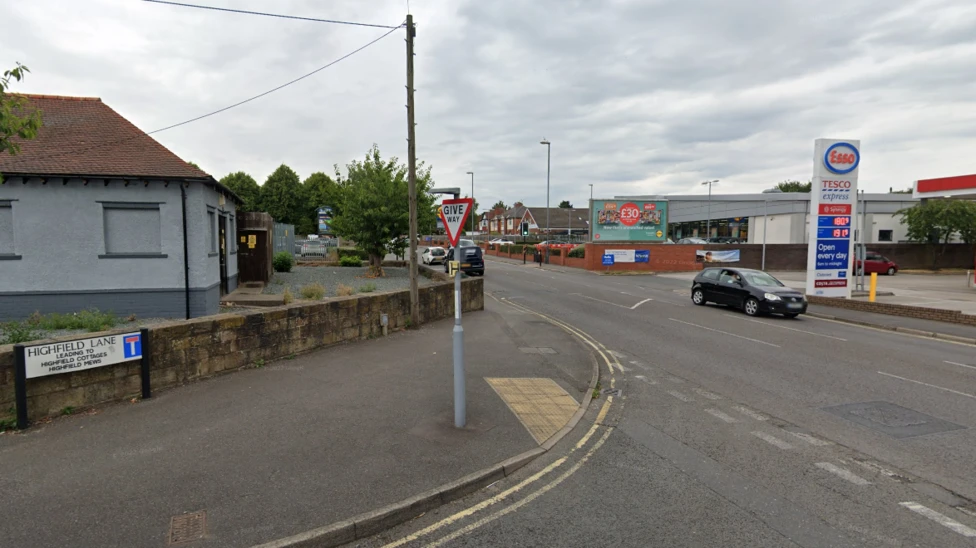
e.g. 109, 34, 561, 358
589, 183, 593, 202
466, 171, 475, 237
701, 179, 719, 239
541, 139, 551, 264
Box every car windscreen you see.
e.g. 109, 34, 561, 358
431, 248, 445, 256
459, 240, 475, 247
743, 272, 785, 287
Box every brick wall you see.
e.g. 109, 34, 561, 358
584, 243, 698, 272
698, 243, 975, 271
0, 277, 484, 422
807, 295, 976, 327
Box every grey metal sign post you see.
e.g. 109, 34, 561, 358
440, 197, 473, 428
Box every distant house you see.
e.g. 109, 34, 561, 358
492, 204, 589, 236
0, 94, 242, 320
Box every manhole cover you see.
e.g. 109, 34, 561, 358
823, 401, 965, 439
169, 510, 207, 545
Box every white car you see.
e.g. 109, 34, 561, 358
422, 246, 447, 265
491, 239, 515, 245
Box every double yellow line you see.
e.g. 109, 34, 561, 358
381, 297, 622, 547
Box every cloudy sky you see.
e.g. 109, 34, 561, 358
5, 0, 976, 210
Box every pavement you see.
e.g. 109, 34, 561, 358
0, 298, 594, 548
358, 255, 976, 547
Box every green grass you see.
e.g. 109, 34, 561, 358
1, 309, 121, 345
358, 282, 377, 293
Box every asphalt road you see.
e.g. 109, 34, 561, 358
364, 256, 976, 547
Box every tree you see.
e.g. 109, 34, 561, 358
491, 200, 507, 210
331, 145, 437, 276
775, 180, 812, 192
1, 63, 42, 182
260, 164, 305, 225
220, 172, 261, 212
462, 195, 480, 234
558, 200, 573, 208
890, 187, 913, 194
299, 172, 342, 236
898, 199, 976, 267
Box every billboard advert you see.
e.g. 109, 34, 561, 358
696, 249, 740, 263
591, 200, 668, 242
317, 206, 334, 235
805, 139, 860, 298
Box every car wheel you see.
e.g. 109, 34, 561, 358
692, 288, 706, 306
784, 313, 799, 319
887, 267, 896, 276
744, 297, 760, 317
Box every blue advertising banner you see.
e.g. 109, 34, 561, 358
602, 254, 615, 266
814, 239, 850, 270
634, 250, 650, 263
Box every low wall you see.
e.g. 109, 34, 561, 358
0, 276, 484, 423
698, 243, 975, 271
584, 243, 698, 272
807, 295, 976, 327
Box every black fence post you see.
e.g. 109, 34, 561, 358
140, 328, 152, 399
14, 344, 27, 429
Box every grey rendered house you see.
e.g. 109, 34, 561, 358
0, 94, 241, 320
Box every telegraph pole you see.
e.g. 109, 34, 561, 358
406, 14, 420, 327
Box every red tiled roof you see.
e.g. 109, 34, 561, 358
0, 94, 210, 179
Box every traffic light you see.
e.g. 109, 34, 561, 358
521, 222, 529, 235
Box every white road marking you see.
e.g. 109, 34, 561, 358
669, 318, 781, 348
878, 371, 976, 400
899, 502, 976, 538
631, 298, 653, 309
705, 408, 739, 423
786, 431, 832, 446
815, 462, 870, 485
667, 390, 692, 402
693, 388, 722, 400
609, 350, 628, 358
751, 431, 794, 450
732, 405, 768, 421
571, 293, 630, 309
945, 360, 976, 371
666, 376, 685, 384
851, 459, 903, 480
634, 375, 658, 385
739, 317, 847, 341
806, 315, 976, 348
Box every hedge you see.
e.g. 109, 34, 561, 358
337, 247, 370, 260
568, 245, 585, 258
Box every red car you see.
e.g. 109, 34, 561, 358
855, 252, 898, 275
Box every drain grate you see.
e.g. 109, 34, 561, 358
169, 510, 207, 545
823, 401, 965, 439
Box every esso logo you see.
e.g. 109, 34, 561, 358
824, 142, 860, 174
822, 180, 851, 188
618, 202, 641, 226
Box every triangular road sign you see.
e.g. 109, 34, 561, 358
439, 198, 474, 247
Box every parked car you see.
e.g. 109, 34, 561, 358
445, 239, 484, 276
691, 267, 807, 318
300, 240, 327, 258
677, 237, 708, 244
491, 239, 515, 246
422, 246, 447, 265
855, 252, 898, 276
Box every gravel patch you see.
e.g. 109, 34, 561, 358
263, 266, 434, 297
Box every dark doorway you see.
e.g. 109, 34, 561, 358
218, 215, 228, 295
238, 229, 271, 284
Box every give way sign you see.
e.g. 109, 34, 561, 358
439, 198, 474, 247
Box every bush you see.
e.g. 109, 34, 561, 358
511, 244, 525, 254
29, 308, 117, 332
300, 283, 326, 300
0, 321, 39, 345
358, 282, 377, 293
550, 248, 562, 257
282, 287, 294, 304
568, 245, 585, 258
339, 255, 363, 267
336, 283, 355, 296
337, 247, 369, 261
273, 251, 294, 273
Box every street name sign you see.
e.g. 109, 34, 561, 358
24, 332, 142, 379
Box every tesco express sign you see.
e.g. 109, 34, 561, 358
823, 142, 860, 174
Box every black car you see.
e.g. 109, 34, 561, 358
691, 267, 807, 318
445, 239, 485, 276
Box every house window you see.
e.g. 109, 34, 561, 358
878, 229, 893, 242
100, 202, 166, 258
208, 208, 217, 254
0, 201, 19, 260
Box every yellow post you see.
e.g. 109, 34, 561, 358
869, 272, 878, 302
